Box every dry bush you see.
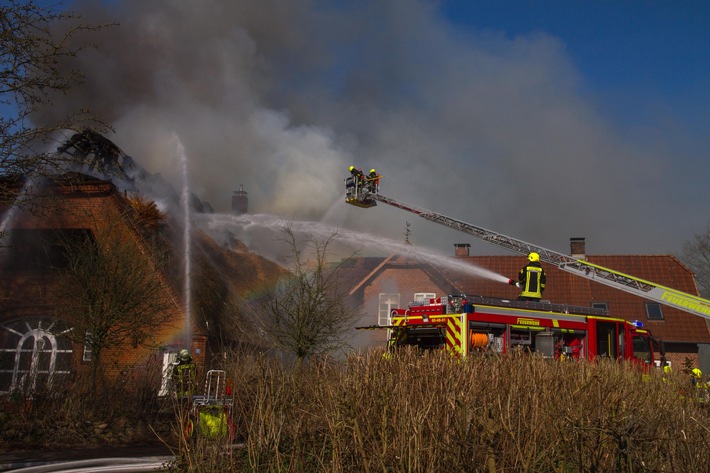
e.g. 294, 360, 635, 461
4, 349, 707, 472
127, 196, 166, 235
179, 349, 710, 472
0, 358, 171, 448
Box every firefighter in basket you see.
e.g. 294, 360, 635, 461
173, 348, 196, 400
367, 168, 380, 194
349, 165, 364, 186
509, 252, 547, 301
346, 165, 364, 198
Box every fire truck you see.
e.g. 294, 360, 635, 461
346, 173, 710, 365
381, 294, 660, 364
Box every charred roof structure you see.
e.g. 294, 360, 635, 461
56, 129, 146, 185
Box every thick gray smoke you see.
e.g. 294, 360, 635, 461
38, 0, 709, 257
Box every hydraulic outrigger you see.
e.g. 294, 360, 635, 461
345, 176, 710, 321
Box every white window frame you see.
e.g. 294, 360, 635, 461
378, 293, 400, 326
158, 351, 179, 397
0, 318, 72, 394
414, 292, 436, 303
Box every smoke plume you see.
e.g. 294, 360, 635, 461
36, 0, 708, 257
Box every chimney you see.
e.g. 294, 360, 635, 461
231, 184, 248, 214
570, 237, 586, 260
454, 243, 470, 257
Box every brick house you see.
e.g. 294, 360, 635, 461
347, 240, 710, 370
344, 253, 460, 350
0, 173, 205, 395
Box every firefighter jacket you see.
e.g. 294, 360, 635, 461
518, 262, 546, 300
173, 361, 196, 399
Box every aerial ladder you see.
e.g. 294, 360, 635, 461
345, 178, 710, 321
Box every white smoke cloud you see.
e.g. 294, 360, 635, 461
37, 0, 709, 258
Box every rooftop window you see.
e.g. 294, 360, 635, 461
645, 303, 664, 320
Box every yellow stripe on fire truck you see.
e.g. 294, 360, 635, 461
444, 315, 464, 355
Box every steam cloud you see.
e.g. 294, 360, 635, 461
37, 0, 709, 257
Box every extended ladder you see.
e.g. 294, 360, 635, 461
353, 191, 710, 321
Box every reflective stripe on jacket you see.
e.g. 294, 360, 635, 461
173, 362, 196, 398
519, 263, 546, 299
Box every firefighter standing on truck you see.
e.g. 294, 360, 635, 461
510, 252, 546, 301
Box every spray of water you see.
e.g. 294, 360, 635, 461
199, 212, 511, 283
321, 196, 349, 227
0, 176, 39, 236
173, 134, 192, 347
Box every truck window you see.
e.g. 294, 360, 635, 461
596, 322, 618, 359
632, 336, 652, 364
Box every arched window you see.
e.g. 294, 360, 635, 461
0, 318, 73, 394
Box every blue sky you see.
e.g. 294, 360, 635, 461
445, 2, 710, 91
22, 0, 710, 257
442, 1, 710, 125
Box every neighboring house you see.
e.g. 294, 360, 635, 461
0, 173, 205, 395
346, 239, 710, 369
343, 253, 460, 350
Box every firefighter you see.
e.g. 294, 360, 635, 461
690, 367, 702, 382
367, 168, 380, 193
510, 252, 546, 301
173, 348, 196, 400
346, 166, 356, 187
691, 367, 706, 403
347, 165, 364, 193
349, 165, 363, 182
662, 364, 672, 382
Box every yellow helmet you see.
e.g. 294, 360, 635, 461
528, 252, 540, 262
692, 367, 702, 378
370, 168, 376, 174
349, 165, 355, 172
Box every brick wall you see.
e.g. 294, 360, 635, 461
0, 176, 203, 390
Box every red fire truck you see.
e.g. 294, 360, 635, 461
383, 294, 661, 365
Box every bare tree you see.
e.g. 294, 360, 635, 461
255, 225, 361, 361
680, 226, 710, 298
55, 208, 177, 390
1, 1, 108, 201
